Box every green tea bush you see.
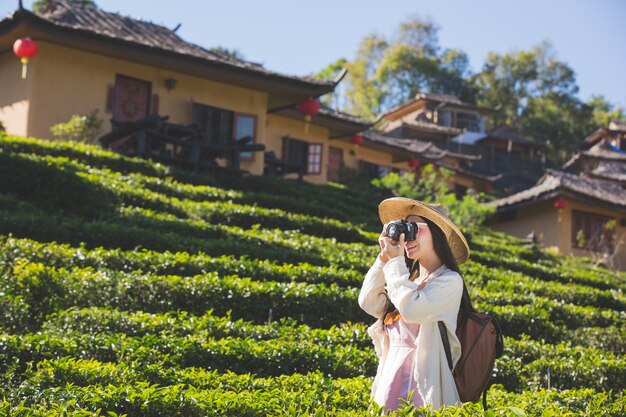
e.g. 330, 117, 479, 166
1, 133, 625, 416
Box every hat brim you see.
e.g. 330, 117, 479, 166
378, 197, 470, 264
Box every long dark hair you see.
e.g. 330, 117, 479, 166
383, 216, 474, 318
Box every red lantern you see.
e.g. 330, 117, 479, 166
408, 158, 419, 169
298, 98, 320, 133
350, 134, 364, 146
554, 198, 567, 210
484, 183, 493, 193
13, 37, 38, 79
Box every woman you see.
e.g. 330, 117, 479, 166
358, 197, 472, 412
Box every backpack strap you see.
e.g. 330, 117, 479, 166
438, 321, 453, 371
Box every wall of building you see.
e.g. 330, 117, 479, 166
265, 114, 329, 184
0, 50, 32, 136
487, 198, 626, 270
563, 199, 626, 271
12, 42, 268, 174
486, 200, 560, 249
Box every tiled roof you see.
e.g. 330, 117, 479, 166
487, 125, 546, 148
437, 162, 502, 182
317, 106, 371, 127
414, 92, 497, 112
609, 120, 626, 131
14, 1, 334, 88
380, 118, 462, 136
415, 92, 465, 105
363, 131, 436, 155
587, 161, 626, 183
488, 169, 626, 210
563, 140, 626, 169
362, 131, 481, 162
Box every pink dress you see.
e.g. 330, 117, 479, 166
374, 316, 425, 412
373, 277, 429, 412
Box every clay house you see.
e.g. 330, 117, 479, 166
0, 0, 471, 186
562, 120, 626, 188
486, 122, 626, 270
377, 92, 552, 195
451, 125, 547, 193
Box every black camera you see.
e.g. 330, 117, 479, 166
386, 220, 418, 241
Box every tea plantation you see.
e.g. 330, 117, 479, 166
0, 134, 624, 416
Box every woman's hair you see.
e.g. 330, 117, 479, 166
383, 216, 474, 319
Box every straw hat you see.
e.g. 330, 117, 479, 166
378, 197, 470, 264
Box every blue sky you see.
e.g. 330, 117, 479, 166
2, 0, 625, 110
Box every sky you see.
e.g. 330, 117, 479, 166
2, 0, 625, 110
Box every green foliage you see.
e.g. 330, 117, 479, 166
0, 133, 625, 415
336, 16, 476, 119
321, 20, 623, 167
50, 109, 103, 143
587, 95, 625, 127
470, 41, 600, 163
372, 165, 495, 226
207, 46, 245, 60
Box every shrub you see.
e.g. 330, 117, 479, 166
372, 166, 495, 226
50, 109, 103, 143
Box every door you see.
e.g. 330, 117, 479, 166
113, 75, 152, 122
327, 146, 343, 182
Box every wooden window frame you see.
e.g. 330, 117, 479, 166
307, 142, 323, 174
234, 113, 258, 161
571, 209, 614, 252
283, 137, 323, 175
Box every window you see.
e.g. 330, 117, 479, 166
359, 161, 380, 179
498, 210, 517, 222
193, 103, 234, 144
235, 114, 256, 159
571, 210, 614, 252
282, 137, 323, 175
307, 143, 322, 174
456, 112, 482, 132
192, 104, 257, 158
439, 111, 452, 127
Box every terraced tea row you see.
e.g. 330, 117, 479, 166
1, 357, 623, 416
1, 326, 624, 393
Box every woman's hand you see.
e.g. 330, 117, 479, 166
378, 223, 406, 263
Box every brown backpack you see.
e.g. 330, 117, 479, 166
438, 303, 504, 408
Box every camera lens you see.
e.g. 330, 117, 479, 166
387, 224, 397, 236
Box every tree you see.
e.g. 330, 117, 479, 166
320, 18, 623, 166
587, 95, 625, 127
344, 35, 388, 120
471, 41, 597, 163
312, 58, 349, 110
327, 16, 478, 120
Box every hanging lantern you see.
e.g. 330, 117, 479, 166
553, 198, 567, 210
408, 158, 419, 169
13, 37, 38, 79
350, 133, 364, 146
554, 198, 567, 222
484, 183, 493, 193
298, 98, 320, 133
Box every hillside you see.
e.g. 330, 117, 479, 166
0, 133, 624, 416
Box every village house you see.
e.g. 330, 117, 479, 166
486, 122, 626, 270
378, 92, 547, 195
1, 0, 476, 186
